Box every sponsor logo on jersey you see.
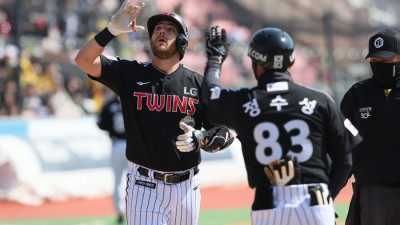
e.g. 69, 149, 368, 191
299, 98, 317, 115
359, 107, 372, 119
267, 81, 289, 92
136, 81, 151, 86
184, 87, 198, 97
133, 92, 199, 115
344, 119, 359, 136
243, 98, 261, 117
135, 180, 156, 189
270, 95, 288, 111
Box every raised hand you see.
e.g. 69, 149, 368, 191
107, 0, 146, 36
205, 26, 229, 64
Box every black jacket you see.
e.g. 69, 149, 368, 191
341, 78, 400, 185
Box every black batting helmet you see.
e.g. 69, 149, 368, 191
248, 27, 295, 70
147, 12, 188, 60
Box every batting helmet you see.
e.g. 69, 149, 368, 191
248, 27, 295, 70
147, 12, 188, 60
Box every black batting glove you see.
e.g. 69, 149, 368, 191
205, 26, 229, 64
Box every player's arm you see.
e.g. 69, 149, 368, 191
175, 122, 234, 153
75, 0, 145, 78
75, 39, 104, 78
327, 98, 362, 199
202, 26, 229, 105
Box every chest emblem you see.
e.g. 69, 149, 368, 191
180, 115, 195, 127
359, 107, 372, 119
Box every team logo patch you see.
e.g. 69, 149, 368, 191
180, 115, 195, 127
374, 37, 384, 48
135, 180, 156, 189
266, 81, 289, 92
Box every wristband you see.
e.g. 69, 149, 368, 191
94, 27, 116, 47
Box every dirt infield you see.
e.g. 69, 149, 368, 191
0, 179, 353, 220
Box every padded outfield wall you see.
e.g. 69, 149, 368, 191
0, 116, 247, 205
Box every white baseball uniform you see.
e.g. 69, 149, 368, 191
126, 162, 201, 225
252, 183, 335, 225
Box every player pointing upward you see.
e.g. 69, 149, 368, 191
75, 1, 233, 225
202, 26, 362, 224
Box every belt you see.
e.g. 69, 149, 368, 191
137, 166, 199, 185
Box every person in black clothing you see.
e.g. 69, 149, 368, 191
97, 93, 127, 224
74, 1, 233, 225
202, 26, 362, 225
341, 28, 400, 225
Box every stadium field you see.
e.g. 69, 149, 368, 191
0, 181, 352, 225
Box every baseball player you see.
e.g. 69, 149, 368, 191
75, 1, 233, 225
201, 26, 362, 225
97, 92, 128, 224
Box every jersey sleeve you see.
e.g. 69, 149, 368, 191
87, 55, 121, 95
326, 96, 362, 198
202, 61, 243, 128
340, 86, 356, 123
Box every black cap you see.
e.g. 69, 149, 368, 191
365, 29, 400, 59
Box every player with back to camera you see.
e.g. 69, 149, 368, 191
74, 1, 234, 225
341, 28, 400, 225
201, 26, 362, 225
97, 91, 128, 224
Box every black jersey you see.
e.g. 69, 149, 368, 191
97, 95, 126, 139
88, 55, 206, 171
341, 78, 400, 185
203, 65, 361, 197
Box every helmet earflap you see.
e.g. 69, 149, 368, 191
176, 33, 188, 60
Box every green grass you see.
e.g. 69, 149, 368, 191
335, 203, 350, 224
199, 207, 251, 225
0, 204, 348, 225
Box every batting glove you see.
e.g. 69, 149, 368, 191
107, 0, 145, 36
309, 185, 332, 206
176, 122, 197, 152
205, 26, 229, 64
264, 155, 301, 186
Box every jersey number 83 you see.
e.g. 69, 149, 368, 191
254, 119, 312, 165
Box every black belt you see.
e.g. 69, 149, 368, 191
137, 166, 199, 185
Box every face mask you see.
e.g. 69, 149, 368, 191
370, 62, 399, 88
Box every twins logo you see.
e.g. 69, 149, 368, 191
133, 92, 199, 115
359, 107, 372, 119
